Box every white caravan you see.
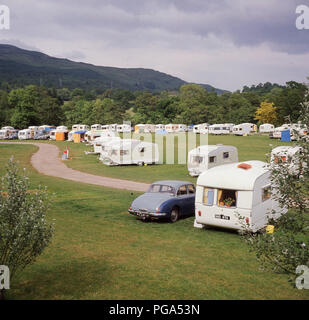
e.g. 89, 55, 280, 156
272, 124, 290, 139
49, 127, 69, 140
72, 124, 82, 131
68, 124, 90, 141
209, 124, 230, 135
271, 146, 303, 172
165, 124, 187, 133
1, 126, 14, 130
18, 129, 32, 140
232, 123, 255, 136
193, 123, 209, 134
92, 136, 121, 154
259, 124, 275, 133
0, 129, 9, 139
155, 124, 165, 132
56, 126, 68, 131
116, 124, 131, 133
144, 124, 156, 133
223, 123, 235, 133
194, 161, 287, 233
188, 145, 239, 177
91, 124, 102, 131
99, 139, 159, 166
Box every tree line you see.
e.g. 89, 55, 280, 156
0, 81, 307, 129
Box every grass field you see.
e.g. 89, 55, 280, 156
1, 137, 308, 300
47, 134, 293, 183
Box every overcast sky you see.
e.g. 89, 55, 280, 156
1, 0, 309, 91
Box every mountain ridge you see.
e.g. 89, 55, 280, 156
0, 44, 228, 94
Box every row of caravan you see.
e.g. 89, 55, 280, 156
193, 123, 258, 135
188, 144, 302, 177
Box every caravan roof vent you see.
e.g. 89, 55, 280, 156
237, 163, 252, 170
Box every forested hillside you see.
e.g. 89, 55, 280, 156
0, 81, 307, 129
0, 44, 225, 94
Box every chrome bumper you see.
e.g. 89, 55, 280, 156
128, 209, 167, 219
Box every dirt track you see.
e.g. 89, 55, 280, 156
0, 142, 150, 192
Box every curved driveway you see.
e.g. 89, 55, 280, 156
0, 142, 149, 192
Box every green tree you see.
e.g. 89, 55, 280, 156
240, 99, 309, 283
0, 159, 54, 299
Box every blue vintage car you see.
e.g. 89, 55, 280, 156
128, 180, 196, 222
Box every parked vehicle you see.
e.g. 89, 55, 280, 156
223, 123, 235, 133
0, 127, 19, 140
116, 124, 132, 133
271, 124, 290, 139
1, 126, 14, 131
0, 129, 9, 139
271, 146, 303, 172
233, 123, 257, 136
259, 123, 275, 133
18, 129, 32, 140
155, 124, 165, 133
194, 161, 287, 232
91, 124, 102, 131
90, 135, 121, 154
129, 180, 196, 222
188, 145, 238, 176
99, 139, 159, 166
193, 123, 209, 134
209, 124, 231, 135
165, 124, 187, 133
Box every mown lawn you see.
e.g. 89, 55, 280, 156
47, 134, 293, 183
0, 142, 308, 300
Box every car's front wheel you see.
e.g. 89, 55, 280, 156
170, 207, 179, 223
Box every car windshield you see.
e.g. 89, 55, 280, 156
147, 184, 175, 195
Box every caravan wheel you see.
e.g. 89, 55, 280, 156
138, 161, 144, 166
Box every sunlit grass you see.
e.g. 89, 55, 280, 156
0, 142, 307, 300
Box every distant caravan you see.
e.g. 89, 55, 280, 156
208, 124, 231, 135
188, 145, 238, 177
233, 123, 257, 136
99, 139, 159, 166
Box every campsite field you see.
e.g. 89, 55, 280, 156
49, 134, 293, 183
1, 137, 308, 300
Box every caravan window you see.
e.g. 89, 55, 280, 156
223, 152, 229, 159
262, 186, 271, 202
120, 150, 129, 156
203, 188, 214, 206
192, 155, 204, 164
209, 156, 216, 163
217, 189, 237, 207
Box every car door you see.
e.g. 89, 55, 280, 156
176, 185, 195, 216
186, 184, 196, 216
